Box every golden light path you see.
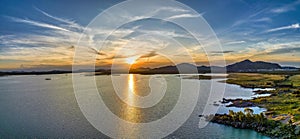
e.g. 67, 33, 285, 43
128, 74, 135, 96
121, 74, 140, 136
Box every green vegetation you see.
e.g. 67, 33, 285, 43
226, 73, 285, 88
251, 89, 300, 121
226, 73, 300, 88
226, 73, 300, 122
282, 75, 300, 87
210, 109, 300, 138
216, 73, 300, 138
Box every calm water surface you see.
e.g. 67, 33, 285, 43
0, 74, 269, 138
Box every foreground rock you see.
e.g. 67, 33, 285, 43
221, 98, 256, 107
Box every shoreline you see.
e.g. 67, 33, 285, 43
208, 73, 300, 138
209, 111, 299, 138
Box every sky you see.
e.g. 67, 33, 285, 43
0, 0, 300, 71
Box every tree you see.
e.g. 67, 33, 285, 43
229, 110, 235, 117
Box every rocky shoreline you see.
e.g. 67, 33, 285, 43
221, 98, 257, 107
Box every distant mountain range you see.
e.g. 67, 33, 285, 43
0, 59, 299, 76
131, 59, 298, 74
226, 59, 282, 72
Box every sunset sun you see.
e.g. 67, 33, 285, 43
125, 56, 139, 65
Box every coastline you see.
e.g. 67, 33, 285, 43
208, 73, 300, 138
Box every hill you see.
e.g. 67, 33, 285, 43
226, 59, 282, 72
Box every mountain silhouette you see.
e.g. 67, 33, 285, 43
148, 59, 284, 73
1, 59, 297, 76
226, 59, 282, 72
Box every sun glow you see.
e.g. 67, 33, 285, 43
125, 56, 139, 64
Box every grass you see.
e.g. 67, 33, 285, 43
251, 91, 300, 121
226, 73, 285, 88
283, 75, 300, 87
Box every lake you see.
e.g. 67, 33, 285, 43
0, 74, 269, 138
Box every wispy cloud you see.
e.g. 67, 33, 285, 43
231, 9, 268, 27
158, 6, 189, 13
252, 17, 272, 23
166, 13, 200, 20
34, 7, 83, 31
139, 51, 158, 59
135, 29, 193, 39
225, 41, 246, 45
121, 6, 202, 22
225, 41, 300, 63
270, 0, 300, 13
210, 50, 234, 54
271, 7, 293, 13
266, 23, 300, 32
8, 17, 71, 32
266, 46, 300, 55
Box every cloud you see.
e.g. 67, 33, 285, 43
270, 0, 300, 13
210, 51, 234, 54
34, 7, 83, 31
88, 47, 107, 56
265, 46, 300, 55
96, 53, 137, 61
166, 13, 200, 20
225, 41, 246, 45
8, 17, 71, 32
271, 7, 292, 13
158, 7, 189, 13
231, 9, 268, 27
266, 23, 300, 32
252, 17, 272, 22
0, 30, 82, 48
139, 51, 158, 58
221, 41, 300, 64
135, 29, 193, 39
121, 6, 191, 21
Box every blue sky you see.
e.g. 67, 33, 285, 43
0, 0, 299, 70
